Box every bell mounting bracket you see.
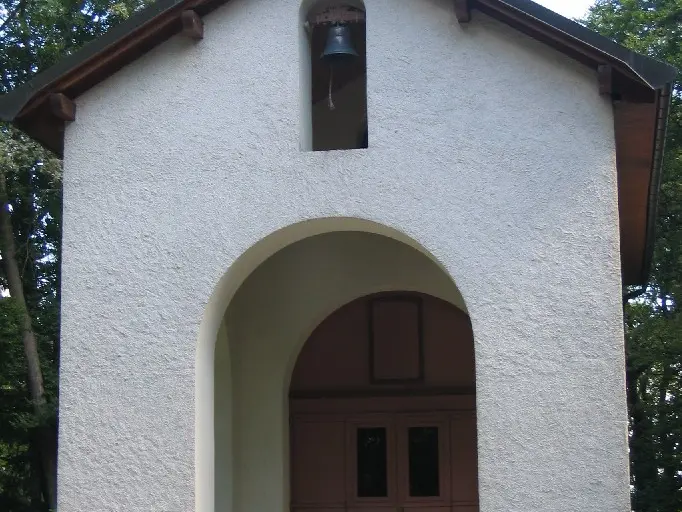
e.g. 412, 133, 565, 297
305, 5, 365, 33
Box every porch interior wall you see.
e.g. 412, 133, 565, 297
215, 231, 464, 512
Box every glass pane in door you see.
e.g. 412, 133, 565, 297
357, 427, 388, 497
408, 426, 440, 497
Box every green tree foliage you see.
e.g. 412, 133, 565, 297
586, 1, 682, 511
0, 0, 152, 509
0, 297, 35, 511
0, 0, 150, 91
0, 129, 61, 511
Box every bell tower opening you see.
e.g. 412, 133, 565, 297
290, 292, 480, 512
301, 1, 368, 151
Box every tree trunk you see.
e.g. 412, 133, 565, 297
656, 366, 676, 511
627, 363, 657, 512
0, 172, 57, 510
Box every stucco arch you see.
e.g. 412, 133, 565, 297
196, 218, 469, 512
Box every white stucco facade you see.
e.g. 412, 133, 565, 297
58, 0, 628, 511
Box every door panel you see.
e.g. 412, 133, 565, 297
450, 413, 479, 506
347, 416, 397, 509
292, 418, 346, 507
397, 414, 451, 507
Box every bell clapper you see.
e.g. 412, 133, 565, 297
328, 66, 336, 110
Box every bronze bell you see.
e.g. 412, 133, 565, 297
321, 24, 358, 62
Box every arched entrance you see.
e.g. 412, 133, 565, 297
290, 292, 479, 512
206, 222, 479, 512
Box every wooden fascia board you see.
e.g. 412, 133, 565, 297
17, 8, 190, 122
614, 101, 658, 285
474, 0, 646, 85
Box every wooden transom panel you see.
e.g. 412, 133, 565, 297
290, 293, 475, 395
370, 298, 422, 382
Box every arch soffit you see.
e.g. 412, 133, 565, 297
198, 216, 468, 359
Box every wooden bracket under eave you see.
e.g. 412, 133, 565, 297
48, 93, 76, 122
454, 0, 471, 23
598, 64, 613, 96
181, 10, 203, 40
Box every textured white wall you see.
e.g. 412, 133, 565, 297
59, 0, 627, 511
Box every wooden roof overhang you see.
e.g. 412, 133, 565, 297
0, 0, 676, 286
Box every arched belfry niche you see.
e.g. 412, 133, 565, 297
201, 220, 479, 512
300, 0, 368, 151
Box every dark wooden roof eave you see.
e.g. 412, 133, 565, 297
0, 0, 676, 286
632, 84, 673, 286
0, 0, 232, 154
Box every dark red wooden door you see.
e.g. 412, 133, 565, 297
291, 410, 478, 512
290, 293, 478, 512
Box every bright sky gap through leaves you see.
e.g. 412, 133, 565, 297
534, 0, 594, 19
